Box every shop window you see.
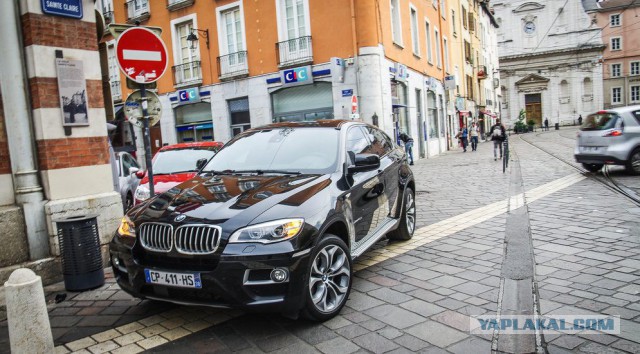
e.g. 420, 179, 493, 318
391, 81, 408, 136
175, 102, 214, 142
427, 91, 438, 138
229, 97, 250, 137
272, 82, 334, 122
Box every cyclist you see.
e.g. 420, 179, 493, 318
489, 119, 506, 161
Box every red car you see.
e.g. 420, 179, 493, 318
134, 141, 223, 205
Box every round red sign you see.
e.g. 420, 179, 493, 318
116, 27, 168, 84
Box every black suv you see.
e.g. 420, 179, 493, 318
110, 120, 415, 321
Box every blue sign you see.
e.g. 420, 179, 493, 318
178, 88, 200, 103
41, 0, 83, 19
342, 89, 353, 97
283, 67, 311, 84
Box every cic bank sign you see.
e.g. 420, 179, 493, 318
280, 66, 313, 86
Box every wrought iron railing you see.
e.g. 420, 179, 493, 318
172, 61, 202, 86
276, 36, 313, 67
167, 0, 194, 11
217, 51, 248, 78
126, 0, 149, 22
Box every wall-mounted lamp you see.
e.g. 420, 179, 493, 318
186, 28, 209, 50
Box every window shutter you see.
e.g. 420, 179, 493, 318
468, 13, 475, 32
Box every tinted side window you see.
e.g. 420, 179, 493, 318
346, 127, 371, 158
365, 127, 393, 157
633, 110, 640, 124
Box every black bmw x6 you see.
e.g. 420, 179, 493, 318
110, 120, 416, 321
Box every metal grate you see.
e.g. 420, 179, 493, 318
175, 224, 221, 255
139, 223, 173, 253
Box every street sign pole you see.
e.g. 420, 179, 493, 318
139, 83, 154, 197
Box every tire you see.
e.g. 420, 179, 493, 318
387, 187, 416, 241
302, 234, 352, 322
582, 163, 603, 173
626, 148, 640, 175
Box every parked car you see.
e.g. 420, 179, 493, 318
574, 106, 640, 174
133, 142, 224, 205
110, 120, 415, 321
116, 152, 141, 211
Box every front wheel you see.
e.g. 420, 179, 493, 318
582, 163, 603, 173
626, 148, 640, 175
303, 235, 352, 321
388, 187, 416, 241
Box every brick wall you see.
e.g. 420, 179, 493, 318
37, 137, 109, 170
29, 78, 105, 109
0, 92, 11, 174
21, 13, 98, 51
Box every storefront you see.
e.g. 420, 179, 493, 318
271, 82, 334, 122
228, 97, 251, 137
174, 102, 214, 142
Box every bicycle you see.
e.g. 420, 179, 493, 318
503, 138, 509, 173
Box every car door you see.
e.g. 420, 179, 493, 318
345, 126, 385, 243
363, 126, 401, 222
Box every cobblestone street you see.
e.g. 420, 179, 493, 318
1, 128, 639, 353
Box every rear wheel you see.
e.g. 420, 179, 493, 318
582, 163, 603, 173
388, 187, 416, 241
626, 148, 640, 175
303, 234, 352, 321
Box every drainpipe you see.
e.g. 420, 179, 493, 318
0, 0, 49, 260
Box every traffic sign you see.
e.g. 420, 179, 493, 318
116, 27, 168, 84
124, 90, 162, 127
351, 95, 358, 114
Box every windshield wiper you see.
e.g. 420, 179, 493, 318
233, 169, 302, 175
201, 169, 237, 175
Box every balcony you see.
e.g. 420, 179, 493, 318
126, 0, 150, 24
217, 51, 248, 80
276, 36, 313, 68
167, 0, 194, 11
111, 80, 122, 102
477, 65, 488, 79
172, 61, 202, 87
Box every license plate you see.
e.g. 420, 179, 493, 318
580, 146, 599, 153
144, 269, 202, 288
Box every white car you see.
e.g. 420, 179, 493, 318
115, 152, 140, 210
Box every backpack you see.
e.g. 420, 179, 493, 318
492, 126, 503, 138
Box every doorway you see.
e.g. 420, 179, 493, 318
416, 89, 426, 158
525, 93, 542, 126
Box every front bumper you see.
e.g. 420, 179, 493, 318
109, 236, 311, 315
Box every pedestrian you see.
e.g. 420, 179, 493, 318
489, 119, 506, 161
470, 122, 479, 151
457, 124, 469, 152
578, 114, 583, 126
399, 131, 414, 165
544, 118, 549, 131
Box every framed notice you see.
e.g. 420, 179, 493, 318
55, 58, 89, 126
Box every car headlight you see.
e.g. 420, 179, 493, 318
117, 215, 136, 238
135, 185, 150, 201
229, 219, 304, 244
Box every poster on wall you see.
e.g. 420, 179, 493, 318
55, 58, 89, 126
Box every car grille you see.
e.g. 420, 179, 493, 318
139, 223, 173, 252
175, 225, 221, 255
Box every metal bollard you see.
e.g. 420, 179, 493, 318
4, 268, 54, 354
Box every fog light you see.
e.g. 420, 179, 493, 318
270, 268, 288, 282
112, 256, 120, 267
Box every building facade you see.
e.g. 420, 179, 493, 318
584, 0, 640, 108
103, 0, 499, 161
494, 0, 605, 127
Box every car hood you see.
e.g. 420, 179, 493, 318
132, 173, 331, 230
139, 172, 198, 195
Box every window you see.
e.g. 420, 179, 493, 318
365, 126, 393, 156
174, 19, 201, 84
466, 75, 473, 100
631, 61, 640, 76
443, 37, 449, 73
346, 127, 371, 157
425, 21, 433, 63
611, 63, 621, 77
281, 0, 309, 40
461, 6, 468, 29
410, 6, 420, 55
228, 98, 251, 137
391, 0, 402, 45
276, 0, 312, 65
126, 0, 149, 20
610, 13, 621, 27
218, 4, 247, 75
440, 0, 446, 18
631, 86, 640, 103
427, 91, 438, 138
451, 10, 457, 35
464, 40, 471, 62
434, 28, 442, 68
106, 41, 121, 102
612, 87, 622, 104
611, 37, 621, 51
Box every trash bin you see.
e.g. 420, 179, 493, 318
555, 123, 560, 130
54, 215, 104, 291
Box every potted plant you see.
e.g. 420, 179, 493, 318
527, 119, 535, 132
514, 109, 527, 133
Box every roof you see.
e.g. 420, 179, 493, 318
583, 0, 640, 12
603, 105, 640, 114
159, 141, 224, 151
252, 119, 356, 130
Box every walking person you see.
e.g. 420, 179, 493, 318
544, 118, 549, 131
578, 114, 583, 126
489, 119, 506, 161
399, 131, 414, 165
470, 122, 479, 151
457, 124, 469, 152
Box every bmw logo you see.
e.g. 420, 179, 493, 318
174, 214, 186, 222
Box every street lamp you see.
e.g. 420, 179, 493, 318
186, 28, 209, 50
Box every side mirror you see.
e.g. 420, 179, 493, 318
348, 154, 380, 174
196, 158, 208, 171
129, 167, 139, 176
135, 170, 145, 179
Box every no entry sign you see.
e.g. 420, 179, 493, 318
116, 27, 168, 84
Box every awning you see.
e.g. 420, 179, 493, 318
458, 110, 470, 117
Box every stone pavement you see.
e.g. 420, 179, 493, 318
0, 128, 638, 353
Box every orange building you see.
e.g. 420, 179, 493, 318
102, 0, 455, 160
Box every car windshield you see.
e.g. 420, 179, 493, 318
153, 147, 218, 174
204, 127, 339, 174
581, 113, 619, 131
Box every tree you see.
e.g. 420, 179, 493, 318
514, 109, 527, 133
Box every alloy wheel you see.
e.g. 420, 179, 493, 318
406, 192, 416, 234
632, 151, 640, 173
309, 244, 350, 313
